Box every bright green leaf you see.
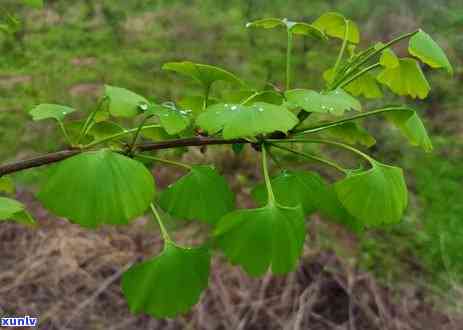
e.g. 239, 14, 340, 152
122, 242, 210, 318
321, 122, 376, 147
146, 103, 191, 135
104, 85, 149, 118
162, 61, 243, 89
88, 121, 125, 140
159, 165, 235, 225
409, 30, 453, 74
285, 89, 361, 115
196, 102, 298, 139
316, 184, 363, 233
376, 58, 430, 99
0, 197, 36, 226
251, 170, 327, 215
38, 150, 155, 228
214, 203, 305, 276
0, 176, 15, 194
312, 12, 359, 44
223, 90, 284, 106
344, 72, 383, 99
379, 47, 399, 69
335, 161, 408, 227
29, 104, 75, 122
384, 109, 433, 152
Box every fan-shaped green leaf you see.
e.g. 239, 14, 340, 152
162, 61, 243, 89
29, 104, 75, 122
146, 103, 191, 135
246, 18, 325, 39
159, 165, 234, 225
285, 89, 361, 115
379, 47, 399, 68
316, 184, 363, 233
343, 72, 383, 99
409, 30, 453, 74
0, 197, 36, 225
104, 85, 149, 118
376, 58, 430, 99
0, 176, 15, 194
384, 109, 432, 151
37, 150, 155, 228
223, 90, 284, 105
88, 121, 125, 140
196, 102, 298, 139
214, 203, 305, 276
312, 12, 359, 43
122, 242, 210, 318
251, 170, 327, 215
321, 122, 376, 147
334, 161, 408, 227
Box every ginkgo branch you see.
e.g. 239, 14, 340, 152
0, 136, 246, 176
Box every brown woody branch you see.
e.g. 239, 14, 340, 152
0, 137, 247, 177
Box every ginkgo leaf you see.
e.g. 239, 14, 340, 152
223, 90, 284, 105
196, 102, 298, 139
146, 103, 191, 135
104, 85, 149, 118
409, 30, 453, 74
316, 184, 363, 233
344, 72, 383, 99
376, 58, 430, 99
312, 12, 359, 43
122, 242, 210, 318
214, 203, 305, 276
285, 89, 361, 115
320, 122, 376, 147
384, 109, 432, 151
0, 176, 15, 194
334, 161, 408, 227
0, 197, 36, 225
29, 104, 75, 122
379, 47, 399, 68
38, 150, 155, 228
251, 170, 327, 215
162, 62, 243, 89
159, 165, 235, 225
87, 121, 125, 140
246, 18, 325, 39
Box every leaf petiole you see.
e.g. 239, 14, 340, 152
293, 106, 409, 135
332, 30, 419, 89
84, 124, 161, 149
286, 30, 293, 90
150, 203, 172, 243
261, 144, 276, 205
269, 143, 348, 174
267, 138, 374, 164
136, 154, 192, 170
332, 18, 350, 78
58, 121, 73, 146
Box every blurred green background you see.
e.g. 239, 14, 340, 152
1, 0, 462, 323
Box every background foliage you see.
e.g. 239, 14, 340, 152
0, 0, 462, 328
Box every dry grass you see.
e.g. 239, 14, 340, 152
0, 195, 460, 330
0, 149, 461, 330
